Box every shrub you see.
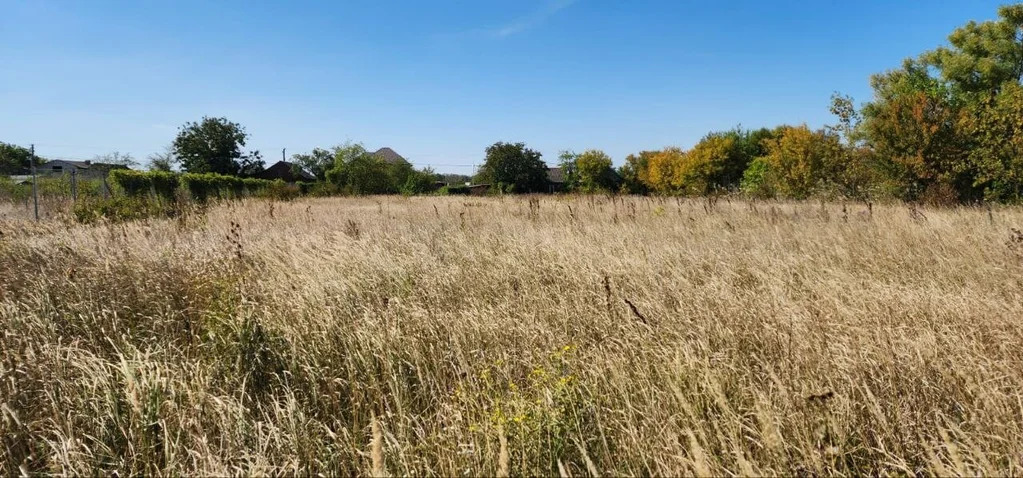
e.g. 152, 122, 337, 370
297, 181, 315, 196
243, 178, 272, 196
740, 158, 774, 198
446, 184, 470, 195
265, 180, 301, 201
306, 182, 340, 197
0, 177, 30, 202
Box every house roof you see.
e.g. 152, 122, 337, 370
258, 161, 316, 181
547, 167, 565, 183
372, 147, 408, 165
42, 159, 92, 169
40, 160, 128, 170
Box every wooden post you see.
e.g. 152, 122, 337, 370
30, 144, 38, 221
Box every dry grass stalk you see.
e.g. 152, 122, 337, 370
370, 414, 386, 477
497, 423, 510, 478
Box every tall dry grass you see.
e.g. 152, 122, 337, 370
1, 195, 1023, 475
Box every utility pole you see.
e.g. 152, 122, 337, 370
282, 148, 286, 163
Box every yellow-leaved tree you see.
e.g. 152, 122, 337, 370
646, 147, 686, 194
754, 125, 845, 199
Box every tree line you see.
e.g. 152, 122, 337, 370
480, 4, 1023, 204
605, 4, 1023, 204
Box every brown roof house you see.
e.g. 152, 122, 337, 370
256, 161, 317, 182
371, 147, 410, 165
547, 167, 567, 193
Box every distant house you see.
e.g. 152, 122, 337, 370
372, 147, 410, 165
255, 161, 316, 182
38, 160, 128, 178
547, 167, 567, 193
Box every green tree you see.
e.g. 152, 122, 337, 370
740, 157, 774, 198
476, 142, 548, 193
961, 82, 1023, 201
399, 167, 437, 195
0, 142, 40, 175
575, 149, 617, 192
146, 147, 175, 172
173, 117, 263, 176
829, 93, 862, 144
557, 150, 579, 191
325, 143, 399, 194
825, 94, 887, 199
291, 147, 335, 180
859, 5, 1023, 202
921, 4, 1023, 95
714, 127, 774, 190
861, 59, 970, 200
333, 153, 391, 194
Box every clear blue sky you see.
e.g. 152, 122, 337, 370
0, 0, 1009, 174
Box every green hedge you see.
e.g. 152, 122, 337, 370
181, 173, 254, 202
4, 168, 333, 207
150, 171, 180, 201
109, 169, 152, 197
110, 169, 181, 200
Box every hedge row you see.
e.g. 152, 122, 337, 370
109, 170, 306, 202
109, 170, 180, 200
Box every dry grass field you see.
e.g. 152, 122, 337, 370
2, 195, 1023, 475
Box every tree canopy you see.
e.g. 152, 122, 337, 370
859, 4, 1023, 202
574, 149, 618, 193
173, 117, 263, 176
0, 142, 39, 175
291, 147, 335, 180
322, 142, 436, 195
476, 142, 548, 193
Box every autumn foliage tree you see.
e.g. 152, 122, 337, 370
859, 4, 1023, 202
632, 127, 772, 195
745, 125, 845, 199
619, 151, 656, 194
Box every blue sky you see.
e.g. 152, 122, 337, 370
0, 0, 1009, 174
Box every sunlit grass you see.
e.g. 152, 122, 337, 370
2, 195, 1022, 475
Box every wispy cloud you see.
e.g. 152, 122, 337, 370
490, 0, 578, 37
